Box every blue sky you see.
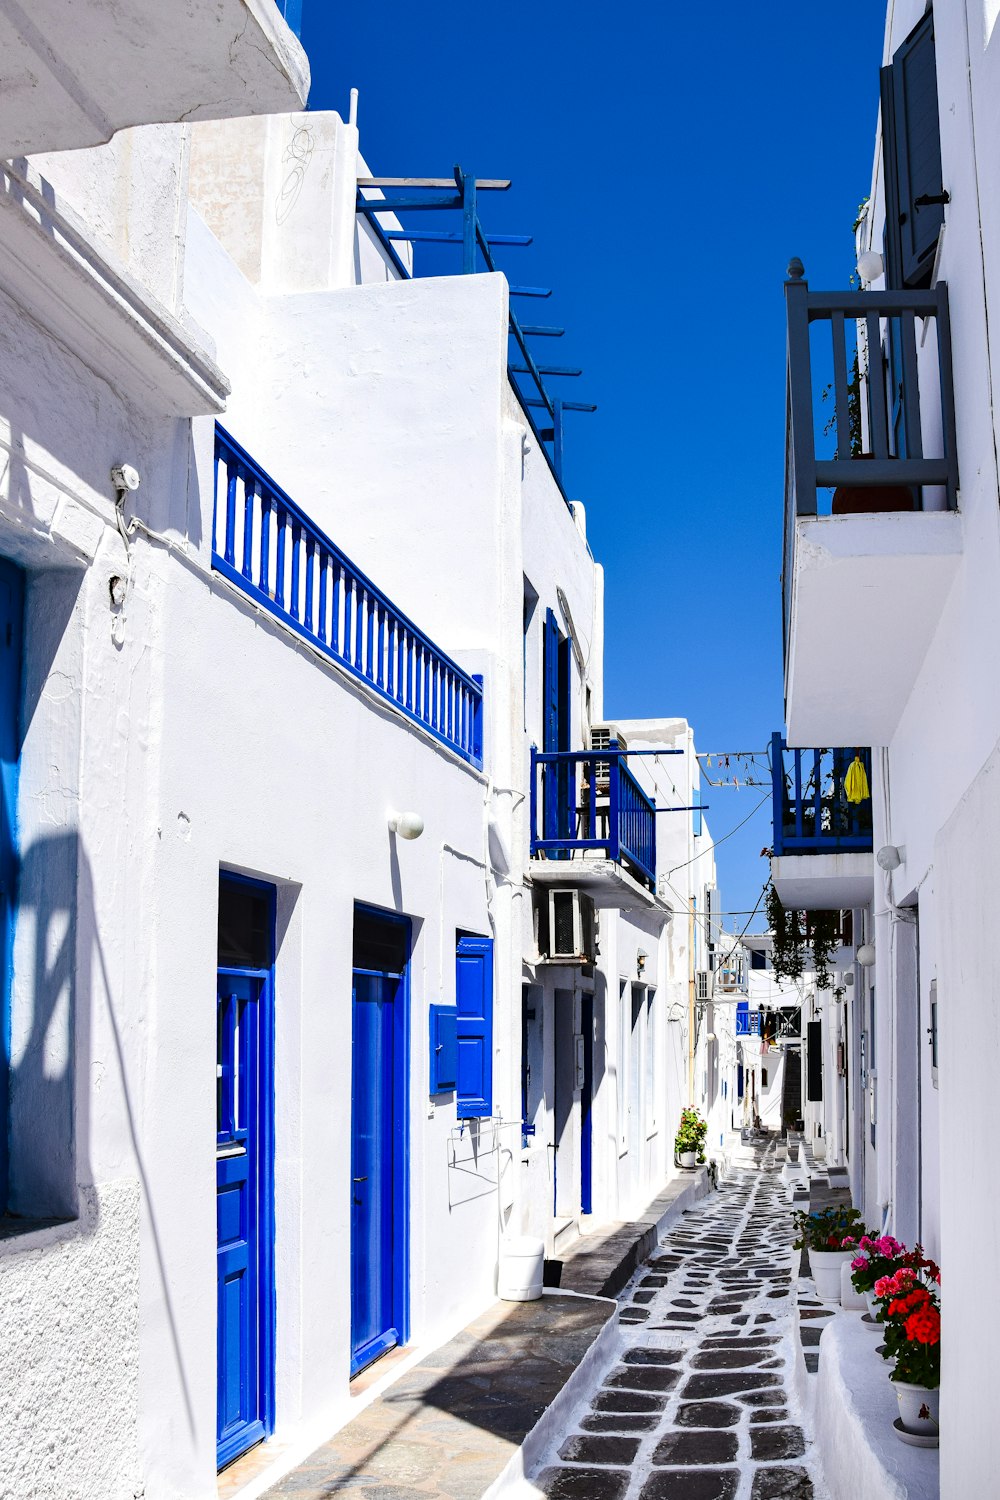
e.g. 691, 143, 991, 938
301, 3, 886, 928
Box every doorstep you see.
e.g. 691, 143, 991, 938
257, 1292, 617, 1500
813, 1311, 939, 1500
555, 1167, 711, 1299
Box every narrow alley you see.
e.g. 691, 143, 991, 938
526, 1148, 826, 1500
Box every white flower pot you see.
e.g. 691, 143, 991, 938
894, 1381, 939, 1435
810, 1248, 853, 1303
680, 1151, 696, 1168
864, 1291, 881, 1319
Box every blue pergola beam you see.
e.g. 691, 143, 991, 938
509, 287, 552, 297
510, 364, 582, 377
519, 325, 565, 336
523, 399, 597, 413
382, 230, 532, 246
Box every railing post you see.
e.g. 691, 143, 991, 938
529, 744, 538, 855
457, 166, 478, 275
785, 260, 817, 517
471, 674, 484, 769
553, 397, 564, 481
770, 731, 785, 858
935, 283, 959, 510
608, 755, 621, 863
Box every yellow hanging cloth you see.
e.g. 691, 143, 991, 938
845, 755, 870, 804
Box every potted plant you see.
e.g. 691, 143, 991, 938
875, 1266, 941, 1438
793, 1204, 866, 1303
675, 1108, 706, 1169
849, 1233, 907, 1320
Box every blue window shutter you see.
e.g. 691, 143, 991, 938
429, 1005, 458, 1094
881, 13, 944, 289
456, 935, 493, 1118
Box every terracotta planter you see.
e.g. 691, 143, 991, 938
832, 454, 915, 515
809, 1247, 853, 1303
894, 1380, 939, 1436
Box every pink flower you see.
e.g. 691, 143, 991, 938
842, 1236, 856, 1247
851, 1256, 867, 1271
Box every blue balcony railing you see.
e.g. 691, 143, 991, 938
770, 733, 873, 857
529, 749, 656, 890
212, 426, 484, 768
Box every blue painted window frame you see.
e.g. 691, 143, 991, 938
351, 903, 410, 1372
216, 871, 276, 1470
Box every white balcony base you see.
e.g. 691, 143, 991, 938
529, 857, 670, 916
0, 0, 309, 159
786, 511, 962, 745
0, 159, 228, 416
771, 853, 874, 910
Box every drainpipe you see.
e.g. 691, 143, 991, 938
330, 88, 359, 289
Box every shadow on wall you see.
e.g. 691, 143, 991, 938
7, 829, 197, 1438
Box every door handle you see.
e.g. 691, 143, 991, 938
353, 1176, 368, 1183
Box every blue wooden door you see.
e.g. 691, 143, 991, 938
216, 952, 274, 1469
351, 969, 400, 1374
580, 995, 593, 1216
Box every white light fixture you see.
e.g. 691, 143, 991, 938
388, 810, 424, 840
857, 250, 884, 283
857, 943, 876, 968
706, 1031, 717, 1042
877, 844, 903, 871
637, 950, 648, 975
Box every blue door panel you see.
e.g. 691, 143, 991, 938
351, 961, 404, 1376
216, 930, 274, 1469
0, 558, 24, 1212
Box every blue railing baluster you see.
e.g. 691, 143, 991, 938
290, 517, 300, 617
211, 426, 483, 767
275, 508, 286, 610
225, 462, 238, 567
317, 550, 328, 644
242, 476, 254, 580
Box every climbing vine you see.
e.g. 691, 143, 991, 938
766, 880, 839, 989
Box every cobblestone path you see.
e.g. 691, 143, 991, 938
526, 1150, 828, 1500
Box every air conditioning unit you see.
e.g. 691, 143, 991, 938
543, 889, 589, 962
590, 723, 627, 792
695, 970, 710, 1001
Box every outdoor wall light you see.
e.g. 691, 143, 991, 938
877, 844, 903, 871
857, 250, 884, 283
857, 943, 877, 968
388, 810, 425, 840
637, 950, 648, 975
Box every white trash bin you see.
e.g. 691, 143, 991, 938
498, 1236, 545, 1301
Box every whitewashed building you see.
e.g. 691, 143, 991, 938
775, 0, 1000, 1490
0, 11, 725, 1499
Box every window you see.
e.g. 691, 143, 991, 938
456, 934, 494, 1118
881, 12, 946, 289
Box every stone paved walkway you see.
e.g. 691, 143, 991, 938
526, 1145, 830, 1500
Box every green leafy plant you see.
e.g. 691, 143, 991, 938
792, 1203, 866, 1252
675, 1107, 707, 1157
766, 882, 839, 989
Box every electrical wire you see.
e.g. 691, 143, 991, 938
666, 792, 771, 878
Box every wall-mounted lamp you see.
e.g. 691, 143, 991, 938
876, 844, 903, 871
857, 943, 876, 968
637, 950, 648, 975
857, 250, 884, 283
388, 810, 425, 840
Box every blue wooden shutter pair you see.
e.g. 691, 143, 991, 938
455, 935, 493, 1118
880, 13, 945, 289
